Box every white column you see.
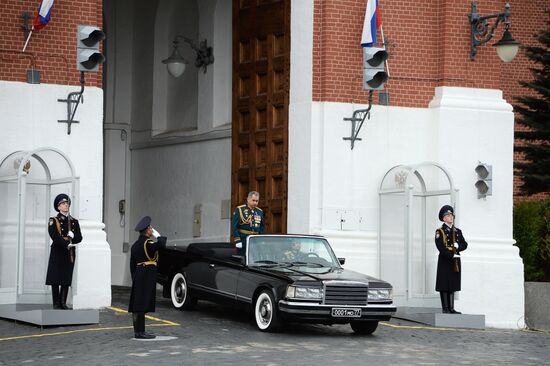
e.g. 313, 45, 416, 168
71, 220, 112, 309
429, 86, 524, 328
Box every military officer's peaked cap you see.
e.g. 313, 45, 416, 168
135, 216, 152, 232
438, 205, 454, 221
53, 193, 71, 211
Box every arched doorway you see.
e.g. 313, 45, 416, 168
231, 0, 290, 234
378, 162, 458, 308
0, 147, 78, 305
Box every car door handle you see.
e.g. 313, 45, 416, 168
209, 263, 215, 268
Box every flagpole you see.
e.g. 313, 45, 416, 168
380, 26, 390, 77
22, 28, 34, 52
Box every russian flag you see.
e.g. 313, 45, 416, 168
361, 0, 381, 47
33, 0, 54, 31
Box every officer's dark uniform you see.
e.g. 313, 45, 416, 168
45, 194, 82, 309
128, 216, 167, 339
282, 246, 302, 262
435, 205, 468, 314
231, 204, 265, 253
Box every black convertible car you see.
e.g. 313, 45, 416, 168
157, 235, 396, 334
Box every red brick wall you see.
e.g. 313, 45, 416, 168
313, 0, 548, 199
501, 1, 548, 201
0, 0, 103, 87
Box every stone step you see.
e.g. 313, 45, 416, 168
0, 304, 99, 326
395, 307, 485, 329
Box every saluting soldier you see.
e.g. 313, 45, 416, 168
231, 191, 265, 254
435, 205, 468, 314
45, 193, 82, 310
128, 216, 167, 339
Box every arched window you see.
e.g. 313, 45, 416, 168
378, 162, 457, 308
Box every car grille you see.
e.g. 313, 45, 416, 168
324, 283, 368, 305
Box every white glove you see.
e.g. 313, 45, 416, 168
453, 242, 459, 250
68, 231, 74, 239
453, 253, 460, 258
68, 243, 77, 248
151, 228, 160, 239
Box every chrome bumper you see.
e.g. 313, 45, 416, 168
278, 300, 396, 320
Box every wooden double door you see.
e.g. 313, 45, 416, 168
231, 0, 290, 234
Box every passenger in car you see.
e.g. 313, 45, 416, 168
282, 240, 302, 261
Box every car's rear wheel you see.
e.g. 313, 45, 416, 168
254, 290, 281, 332
350, 320, 378, 335
171, 272, 196, 310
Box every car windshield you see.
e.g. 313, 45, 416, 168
247, 236, 340, 268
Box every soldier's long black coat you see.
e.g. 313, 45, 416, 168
435, 224, 468, 292
128, 235, 167, 313
45, 213, 82, 286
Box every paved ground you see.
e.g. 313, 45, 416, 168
0, 287, 548, 366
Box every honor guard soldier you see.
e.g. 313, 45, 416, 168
128, 216, 167, 339
45, 194, 82, 310
435, 205, 468, 314
232, 191, 265, 254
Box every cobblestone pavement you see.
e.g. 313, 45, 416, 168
0, 287, 548, 366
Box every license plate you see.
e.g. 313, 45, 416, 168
331, 308, 361, 317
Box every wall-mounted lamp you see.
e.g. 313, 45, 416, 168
162, 36, 214, 77
468, 1, 520, 62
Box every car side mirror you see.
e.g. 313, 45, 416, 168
231, 255, 245, 265
338, 257, 345, 265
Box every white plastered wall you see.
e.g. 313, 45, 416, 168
0, 81, 111, 309
130, 139, 231, 248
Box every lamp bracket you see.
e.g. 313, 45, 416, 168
57, 72, 86, 135
468, 1, 511, 60
343, 90, 374, 150
174, 35, 214, 73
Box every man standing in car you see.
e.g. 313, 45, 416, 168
128, 216, 167, 339
232, 191, 265, 254
435, 205, 468, 314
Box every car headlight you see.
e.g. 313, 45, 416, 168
368, 288, 392, 301
286, 285, 323, 300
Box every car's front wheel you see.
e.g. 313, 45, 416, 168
170, 272, 196, 310
254, 290, 281, 332
350, 320, 379, 335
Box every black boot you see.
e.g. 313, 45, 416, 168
60, 286, 70, 310
133, 313, 142, 338
449, 292, 461, 314
51, 285, 62, 309
141, 313, 155, 339
440, 292, 451, 313
140, 331, 156, 339
133, 313, 155, 339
